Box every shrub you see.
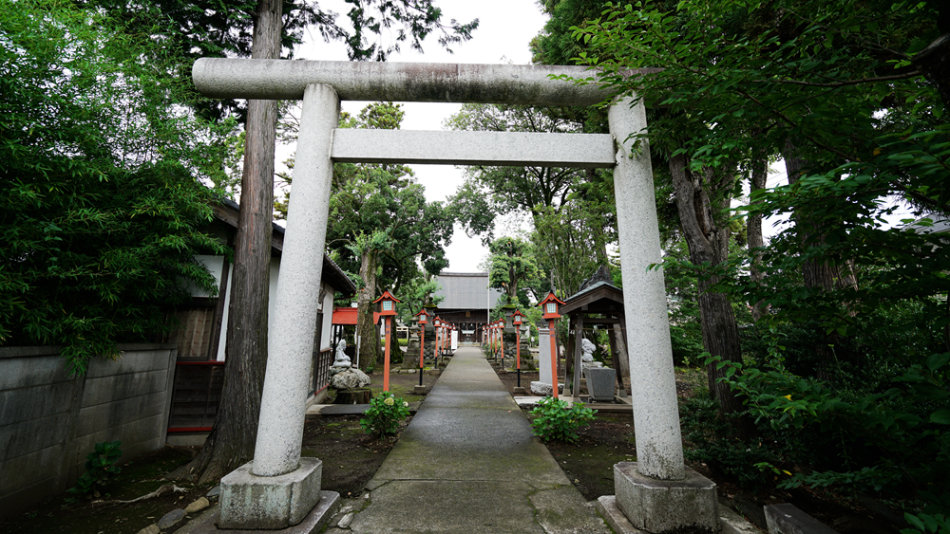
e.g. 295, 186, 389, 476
68, 440, 122, 499
530, 396, 596, 443
360, 392, 410, 436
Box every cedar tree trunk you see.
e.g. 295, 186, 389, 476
357, 250, 381, 370
748, 160, 768, 322
784, 140, 858, 377
669, 154, 744, 416
177, 0, 281, 484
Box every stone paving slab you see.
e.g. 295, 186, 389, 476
335, 347, 610, 533
304, 402, 421, 416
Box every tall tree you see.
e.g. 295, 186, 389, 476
571, 0, 948, 407
184, 0, 283, 483
448, 104, 616, 295
173, 1, 476, 483
326, 103, 453, 370
487, 237, 541, 304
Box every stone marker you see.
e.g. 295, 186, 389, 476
765, 503, 840, 534
585, 367, 616, 402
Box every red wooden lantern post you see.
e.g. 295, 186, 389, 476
414, 309, 429, 386
433, 316, 442, 368
498, 318, 506, 363
539, 291, 566, 398
511, 309, 526, 389
374, 290, 400, 392
495, 320, 505, 361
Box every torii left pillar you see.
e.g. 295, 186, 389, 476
217, 83, 340, 529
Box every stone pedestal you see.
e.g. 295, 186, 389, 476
613, 462, 718, 533
334, 388, 371, 404
218, 458, 324, 529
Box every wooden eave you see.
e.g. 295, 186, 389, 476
211, 199, 356, 296
560, 282, 625, 317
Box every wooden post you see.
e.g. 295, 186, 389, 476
383, 316, 391, 392
611, 319, 631, 393
419, 327, 425, 386
549, 319, 559, 399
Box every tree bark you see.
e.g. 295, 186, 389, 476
783, 140, 858, 377
669, 154, 745, 416
357, 250, 381, 371
748, 160, 768, 322
783, 141, 859, 292
176, 0, 281, 484
564, 314, 576, 393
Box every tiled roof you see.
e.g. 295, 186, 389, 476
435, 272, 504, 310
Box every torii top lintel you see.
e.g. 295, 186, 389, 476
192, 58, 616, 106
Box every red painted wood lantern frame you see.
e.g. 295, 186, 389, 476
374, 289, 400, 317
373, 290, 401, 391
539, 291, 565, 320
510, 309, 525, 327
539, 291, 565, 398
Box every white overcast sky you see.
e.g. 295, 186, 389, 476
289, 0, 549, 271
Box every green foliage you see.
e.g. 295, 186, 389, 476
68, 441, 122, 500
530, 396, 596, 443
447, 103, 617, 296
699, 352, 950, 504
0, 0, 228, 374
325, 102, 453, 296
566, 0, 949, 520
681, 395, 783, 491
902, 512, 950, 534
488, 237, 541, 304
88, 0, 477, 120
360, 392, 411, 436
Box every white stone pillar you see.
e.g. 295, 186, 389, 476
253, 83, 340, 477
609, 96, 685, 481
538, 326, 552, 385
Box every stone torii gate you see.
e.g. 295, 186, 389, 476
193, 59, 717, 532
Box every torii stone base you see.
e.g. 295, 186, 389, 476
610, 462, 719, 533
218, 459, 327, 530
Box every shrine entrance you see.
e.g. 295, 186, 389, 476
193, 58, 717, 532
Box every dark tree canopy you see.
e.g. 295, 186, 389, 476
0, 1, 229, 374
83, 0, 478, 120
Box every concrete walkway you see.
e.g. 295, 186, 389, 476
327, 346, 610, 534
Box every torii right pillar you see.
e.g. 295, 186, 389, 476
608, 96, 720, 533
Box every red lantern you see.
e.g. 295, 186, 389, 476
538, 291, 565, 398
539, 291, 565, 320
375, 289, 400, 316
414, 309, 429, 386
373, 290, 401, 391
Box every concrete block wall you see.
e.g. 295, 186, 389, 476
0, 344, 177, 517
